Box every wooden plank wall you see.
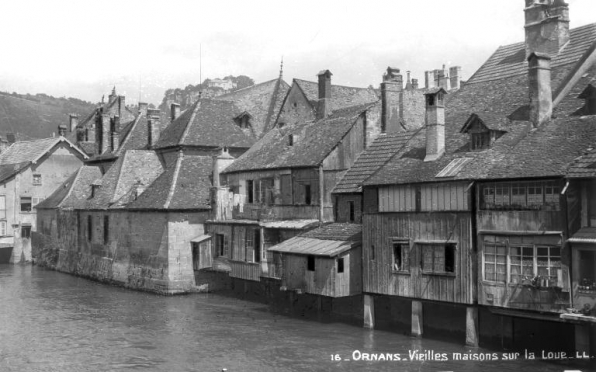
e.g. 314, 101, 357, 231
322, 115, 364, 171
477, 210, 565, 232
379, 185, 416, 212
350, 246, 362, 296
229, 260, 261, 281
335, 253, 350, 297
283, 254, 336, 296
336, 194, 363, 223
420, 183, 469, 211
363, 212, 474, 304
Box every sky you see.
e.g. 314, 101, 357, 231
0, 0, 594, 106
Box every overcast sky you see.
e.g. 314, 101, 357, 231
0, 0, 594, 105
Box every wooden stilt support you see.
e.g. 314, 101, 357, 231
465, 306, 479, 347
411, 301, 423, 337
363, 294, 375, 329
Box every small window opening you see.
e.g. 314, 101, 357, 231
304, 184, 312, 205
87, 215, 93, 242
348, 201, 355, 222
307, 255, 315, 271
20, 197, 32, 212
445, 244, 456, 273
371, 245, 376, 261
21, 226, 31, 239
103, 215, 109, 244
247, 180, 254, 203
337, 257, 344, 273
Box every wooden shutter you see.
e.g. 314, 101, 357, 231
280, 175, 292, 204
198, 241, 213, 269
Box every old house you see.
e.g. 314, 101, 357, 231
33, 76, 289, 293
0, 133, 87, 263
346, 0, 596, 351
205, 69, 382, 288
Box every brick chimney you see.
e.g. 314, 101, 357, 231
112, 131, 120, 152
525, 0, 570, 58
438, 65, 451, 90
118, 96, 126, 118
69, 114, 79, 132
147, 114, 161, 148
58, 125, 67, 137
450, 66, 462, 90
424, 88, 447, 162
100, 113, 110, 154
528, 52, 553, 127
425, 71, 434, 89
316, 70, 332, 119
381, 67, 403, 133
405, 71, 412, 90
212, 147, 235, 187
171, 103, 181, 122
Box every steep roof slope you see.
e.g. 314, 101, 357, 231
85, 150, 163, 209
154, 98, 255, 150
223, 102, 375, 173
126, 154, 213, 211
215, 78, 290, 138
36, 166, 103, 210
363, 24, 596, 187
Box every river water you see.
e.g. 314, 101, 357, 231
0, 264, 591, 372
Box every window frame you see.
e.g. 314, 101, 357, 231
20, 197, 32, 213
215, 234, 225, 258
32, 174, 42, 186
392, 240, 410, 273
337, 257, 344, 273
419, 242, 457, 275
307, 255, 315, 271
479, 181, 561, 211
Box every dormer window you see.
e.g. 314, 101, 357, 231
576, 84, 596, 116
234, 112, 252, 129
460, 113, 507, 151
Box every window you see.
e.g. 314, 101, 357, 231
480, 181, 560, 211
246, 180, 254, 203
32, 174, 42, 186
87, 215, 93, 242
103, 215, 109, 244
215, 234, 225, 257
304, 184, 311, 205
579, 250, 596, 288
482, 235, 561, 284
21, 226, 31, 239
471, 132, 490, 150
420, 243, 456, 274
20, 197, 32, 212
288, 134, 295, 146
393, 242, 410, 272
307, 255, 315, 271
337, 257, 344, 273
259, 179, 274, 205
245, 229, 254, 262
0, 221, 5, 236
371, 245, 375, 261
348, 201, 355, 222
0, 195, 5, 219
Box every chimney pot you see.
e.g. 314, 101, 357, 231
423, 88, 447, 162
58, 125, 67, 137
449, 66, 462, 90
69, 114, 79, 132
524, 0, 570, 58
171, 103, 181, 122
316, 70, 333, 119
381, 67, 403, 133
528, 52, 553, 127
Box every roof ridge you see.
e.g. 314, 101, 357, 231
294, 78, 373, 91
115, 113, 143, 155
180, 99, 202, 145
163, 151, 183, 209
216, 78, 280, 97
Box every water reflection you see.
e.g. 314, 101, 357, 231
0, 264, 590, 372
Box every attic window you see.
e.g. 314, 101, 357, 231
471, 132, 491, 150
577, 84, 596, 116
234, 113, 251, 129
288, 134, 296, 146
460, 114, 506, 151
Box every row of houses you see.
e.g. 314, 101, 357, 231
29, 0, 596, 354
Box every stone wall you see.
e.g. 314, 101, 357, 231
33, 208, 209, 294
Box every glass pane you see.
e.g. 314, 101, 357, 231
523, 247, 533, 257
496, 246, 507, 255
537, 247, 549, 256
510, 247, 520, 256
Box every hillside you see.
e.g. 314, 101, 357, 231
159, 75, 254, 113
0, 92, 96, 140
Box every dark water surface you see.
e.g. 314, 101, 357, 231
0, 265, 591, 372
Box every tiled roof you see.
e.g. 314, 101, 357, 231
333, 131, 419, 194
363, 25, 596, 186
267, 237, 357, 257
567, 145, 596, 178
294, 79, 379, 112
568, 227, 596, 243
88, 115, 145, 161
215, 78, 290, 138
223, 102, 375, 173
300, 223, 362, 242
0, 162, 29, 184
126, 154, 213, 210
85, 150, 163, 210
36, 166, 102, 210
468, 23, 596, 84
154, 98, 255, 150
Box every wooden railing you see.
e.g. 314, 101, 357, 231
229, 260, 261, 281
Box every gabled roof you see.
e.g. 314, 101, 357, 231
126, 154, 213, 211
35, 166, 102, 210
223, 102, 376, 173
85, 150, 163, 210
0, 136, 87, 184
460, 113, 512, 133
293, 79, 379, 112
154, 98, 256, 150
214, 78, 290, 138
362, 24, 596, 187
